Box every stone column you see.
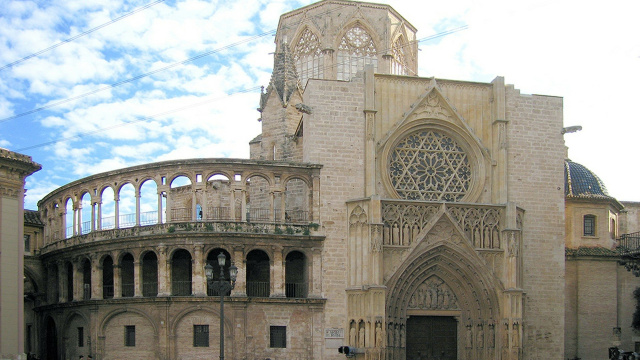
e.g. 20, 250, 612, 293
96, 201, 103, 230
76, 201, 82, 235
271, 246, 285, 297
309, 248, 322, 298
91, 255, 102, 300
157, 191, 164, 224
135, 188, 141, 226
134, 260, 142, 297
113, 264, 121, 299
157, 246, 170, 296
231, 246, 246, 297
58, 261, 67, 303
73, 260, 82, 301
91, 201, 97, 232
114, 194, 120, 228
192, 244, 206, 296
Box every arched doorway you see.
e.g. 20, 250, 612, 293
385, 228, 502, 360
45, 316, 59, 360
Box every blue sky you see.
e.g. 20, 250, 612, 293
1, 0, 639, 210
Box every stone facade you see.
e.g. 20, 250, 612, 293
16, 1, 637, 360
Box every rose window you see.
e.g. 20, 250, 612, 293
389, 130, 471, 201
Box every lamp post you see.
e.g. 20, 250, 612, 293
205, 253, 238, 360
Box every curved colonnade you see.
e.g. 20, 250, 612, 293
27, 158, 326, 360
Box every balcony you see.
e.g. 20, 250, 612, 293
37, 158, 322, 253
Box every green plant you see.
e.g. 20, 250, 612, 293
308, 222, 320, 230
168, 226, 175, 233
303, 228, 310, 236
274, 226, 283, 235
285, 226, 294, 234
205, 224, 213, 231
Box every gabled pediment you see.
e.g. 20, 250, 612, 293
377, 78, 487, 154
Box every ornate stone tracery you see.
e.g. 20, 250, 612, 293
337, 24, 378, 80
407, 276, 459, 310
293, 27, 324, 86
389, 129, 471, 202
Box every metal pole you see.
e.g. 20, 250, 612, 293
220, 265, 225, 360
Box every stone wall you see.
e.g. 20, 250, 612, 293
506, 87, 565, 359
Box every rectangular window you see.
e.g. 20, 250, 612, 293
78, 327, 84, 347
24, 234, 31, 253
125, 325, 135, 347
270, 326, 286, 348
193, 325, 209, 347
584, 215, 596, 236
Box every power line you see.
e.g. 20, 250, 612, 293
12, 25, 468, 152
0, 0, 166, 72
0, 4, 351, 124
14, 85, 263, 152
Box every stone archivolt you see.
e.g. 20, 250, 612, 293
407, 276, 459, 310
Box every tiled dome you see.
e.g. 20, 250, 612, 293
564, 159, 611, 199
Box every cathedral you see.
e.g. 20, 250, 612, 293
2, 1, 639, 360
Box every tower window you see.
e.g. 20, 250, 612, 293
584, 215, 596, 236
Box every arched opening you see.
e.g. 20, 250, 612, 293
45, 316, 59, 360
196, 203, 203, 220
102, 256, 114, 299
119, 183, 136, 228
206, 174, 231, 220
246, 250, 270, 297
293, 27, 324, 87
121, 253, 134, 297
82, 259, 91, 300
65, 198, 74, 238
245, 175, 271, 222
80, 192, 92, 235
206, 249, 232, 296
49, 264, 59, 303
284, 178, 309, 223
285, 251, 307, 298
142, 251, 158, 297
170, 176, 193, 221
101, 187, 116, 230
172, 249, 192, 296
140, 179, 159, 225
66, 262, 73, 302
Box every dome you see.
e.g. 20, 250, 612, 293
564, 159, 611, 199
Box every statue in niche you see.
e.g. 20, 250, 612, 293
503, 322, 509, 348
512, 322, 519, 348
350, 321, 357, 346
465, 323, 473, 348
399, 324, 405, 348
359, 323, 365, 348
476, 324, 484, 349
488, 324, 495, 348
388, 323, 394, 347
508, 232, 518, 257
375, 322, 383, 348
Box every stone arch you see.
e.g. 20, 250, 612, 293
62, 311, 90, 359
291, 24, 324, 86
169, 306, 234, 360
98, 307, 159, 360
334, 19, 381, 81
385, 240, 502, 359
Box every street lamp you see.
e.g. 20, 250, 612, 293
205, 252, 238, 360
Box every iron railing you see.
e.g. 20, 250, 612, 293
121, 283, 134, 297
172, 280, 192, 296
143, 282, 158, 297
246, 281, 270, 297
285, 282, 308, 298
103, 285, 114, 299
618, 231, 640, 256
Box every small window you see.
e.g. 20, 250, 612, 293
78, 327, 84, 347
270, 326, 286, 348
24, 234, 31, 253
193, 325, 209, 347
584, 215, 596, 236
125, 325, 135, 347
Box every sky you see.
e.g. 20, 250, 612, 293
0, 0, 638, 210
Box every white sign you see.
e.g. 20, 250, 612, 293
325, 328, 344, 339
